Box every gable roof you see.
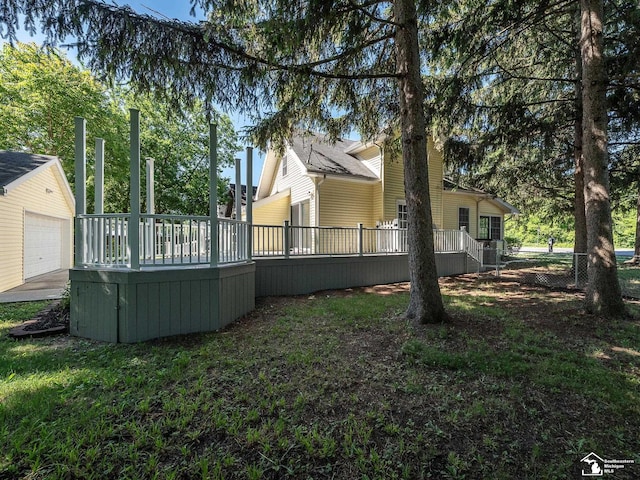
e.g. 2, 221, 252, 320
291, 134, 379, 180
0, 151, 57, 189
443, 177, 519, 215
0, 151, 75, 209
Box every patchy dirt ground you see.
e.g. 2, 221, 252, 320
8, 301, 69, 338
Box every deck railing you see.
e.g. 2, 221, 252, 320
77, 216, 483, 269
77, 214, 249, 268
252, 222, 482, 265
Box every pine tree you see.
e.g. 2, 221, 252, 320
580, 0, 625, 315
2, 0, 448, 323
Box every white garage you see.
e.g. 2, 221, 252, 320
0, 151, 74, 292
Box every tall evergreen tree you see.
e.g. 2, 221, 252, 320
580, 0, 625, 315
423, 0, 637, 315
1, 0, 447, 323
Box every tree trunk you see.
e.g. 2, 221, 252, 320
574, 8, 587, 257
394, 0, 447, 323
574, 128, 587, 257
633, 183, 640, 262
580, 0, 625, 316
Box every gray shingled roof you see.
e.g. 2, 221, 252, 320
291, 134, 379, 180
0, 150, 57, 187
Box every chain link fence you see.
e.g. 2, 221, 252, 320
482, 250, 640, 299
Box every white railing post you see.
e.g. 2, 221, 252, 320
358, 223, 363, 256
283, 220, 290, 259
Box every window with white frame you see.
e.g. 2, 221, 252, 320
397, 201, 408, 228
458, 207, 470, 231
282, 155, 288, 177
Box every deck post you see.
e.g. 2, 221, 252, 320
95, 138, 104, 214
283, 220, 290, 259
145, 158, 155, 259
235, 158, 242, 221
146, 158, 155, 214
358, 223, 363, 256
246, 147, 253, 260
209, 123, 218, 267
129, 109, 141, 270
95, 138, 105, 263
74, 117, 87, 266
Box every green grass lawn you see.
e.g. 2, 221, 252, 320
2, 280, 639, 479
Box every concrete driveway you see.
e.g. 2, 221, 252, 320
0, 269, 68, 303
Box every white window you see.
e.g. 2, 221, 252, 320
397, 201, 408, 228
282, 155, 288, 177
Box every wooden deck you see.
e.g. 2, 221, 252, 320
70, 251, 478, 343
70, 262, 255, 343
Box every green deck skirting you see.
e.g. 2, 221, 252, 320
70, 263, 255, 343
70, 253, 477, 343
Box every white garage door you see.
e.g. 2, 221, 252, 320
24, 213, 64, 279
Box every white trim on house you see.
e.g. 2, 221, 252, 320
444, 189, 518, 215
342, 134, 389, 154
396, 199, 408, 228
492, 197, 520, 215
306, 172, 380, 184
256, 148, 279, 200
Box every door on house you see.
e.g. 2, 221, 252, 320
290, 201, 310, 252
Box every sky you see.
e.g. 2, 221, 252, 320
10, 1, 262, 186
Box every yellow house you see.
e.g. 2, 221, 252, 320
253, 133, 518, 238
0, 151, 75, 293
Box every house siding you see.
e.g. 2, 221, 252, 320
358, 145, 382, 176
0, 165, 73, 292
271, 151, 314, 205
318, 178, 376, 227
252, 193, 291, 254
428, 139, 444, 228
270, 150, 317, 225
442, 192, 478, 237
478, 200, 506, 217
381, 138, 443, 227
253, 192, 291, 225
442, 192, 509, 238
382, 150, 405, 222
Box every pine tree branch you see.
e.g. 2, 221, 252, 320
82, 0, 400, 80
346, 0, 402, 27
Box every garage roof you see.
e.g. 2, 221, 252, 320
0, 151, 74, 210
0, 151, 59, 188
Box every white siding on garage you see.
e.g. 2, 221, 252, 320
24, 212, 64, 278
